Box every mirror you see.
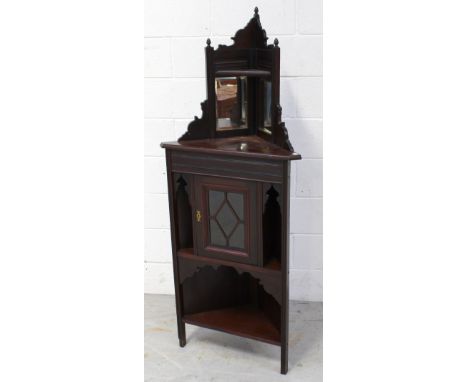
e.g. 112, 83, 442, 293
260, 80, 272, 135
264, 81, 272, 128
215, 77, 248, 131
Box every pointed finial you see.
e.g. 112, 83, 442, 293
254, 6, 259, 17
206, 38, 211, 47
274, 38, 279, 47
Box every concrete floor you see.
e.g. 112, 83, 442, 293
144, 294, 322, 381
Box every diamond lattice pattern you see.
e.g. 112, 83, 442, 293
208, 190, 245, 249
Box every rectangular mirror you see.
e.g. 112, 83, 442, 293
215, 76, 248, 131
260, 80, 272, 135
264, 80, 272, 128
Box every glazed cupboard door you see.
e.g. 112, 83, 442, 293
193, 175, 258, 265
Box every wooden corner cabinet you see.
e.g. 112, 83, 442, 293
160, 8, 301, 374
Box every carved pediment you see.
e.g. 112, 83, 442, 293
218, 7, 271, 50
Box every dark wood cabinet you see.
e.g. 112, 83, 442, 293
160, 8, 301, 374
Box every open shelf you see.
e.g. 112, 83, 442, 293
215, 69, 271, 78
183, 304, 280, 345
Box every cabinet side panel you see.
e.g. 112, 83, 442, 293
164, 149, 186, 343
280, 161, 290, 374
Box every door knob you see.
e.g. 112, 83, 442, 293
196, 210, 202, 222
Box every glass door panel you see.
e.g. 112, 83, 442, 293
208, 190, 245, 250
194, 176, 257, 265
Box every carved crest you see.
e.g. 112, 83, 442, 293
225, 7, 270, 49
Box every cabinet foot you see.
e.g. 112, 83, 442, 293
281, 345, 288, 374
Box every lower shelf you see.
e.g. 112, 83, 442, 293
183, 305, 281, 346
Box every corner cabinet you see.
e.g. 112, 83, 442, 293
160, 8, 302, 374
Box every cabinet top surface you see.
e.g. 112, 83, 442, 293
161, 136, 301, 161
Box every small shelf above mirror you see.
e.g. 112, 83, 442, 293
215, 69, 271, 78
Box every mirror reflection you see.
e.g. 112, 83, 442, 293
264, 81, 272, 127
215, 77, 248, 131
263, 80, 272, 134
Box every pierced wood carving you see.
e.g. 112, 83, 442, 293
179, 262, 282, 305
175, 176, 193, 248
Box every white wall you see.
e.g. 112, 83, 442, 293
144, 0, 322, 301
